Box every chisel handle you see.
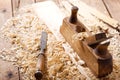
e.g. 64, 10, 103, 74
35, 53, 45, 80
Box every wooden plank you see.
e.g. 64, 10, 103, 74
0, 0, 12, 27
0, 30, 22, 80
32, 1, 91, 79
103, 0, 120, 22
80, 0, 109, 16
11, 0, 20, 16
33, 1, 65, 40
12, 0, 34, 16
19, 0, 34, 8
36, 0, 46, 2
36, 0, 63, 3
68, 0, 119, 29
0, 59, 19, 80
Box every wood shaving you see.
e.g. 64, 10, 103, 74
0, 4, 120, 80
0, 6, 85, 80
72, 32, 88, 41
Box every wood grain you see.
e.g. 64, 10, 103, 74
103, 0, 120, 22
68, 0, 119, 28
33, 1, 65, 40
11, 0, 20, 16
0, 0, 120, 79
36, 0, 47, 2
60, 17, 113, 77
0, 31, 22, 80
0, 0, 12, 27
19, 0, 34, 8
0, 59, 19, 80
12, 0, 34, 16
81, 0, 109, 16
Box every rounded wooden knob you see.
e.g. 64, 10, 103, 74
69, 6, 79, 23
34, 70, 43, 80
95, 41, 110, 56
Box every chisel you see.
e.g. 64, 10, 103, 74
34, 31, 47, 80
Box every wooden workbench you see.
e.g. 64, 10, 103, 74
0, 0, 120, 27
0, 0, 120, 80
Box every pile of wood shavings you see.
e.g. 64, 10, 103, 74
0, 7, 86, 80
0, 5, 120, 80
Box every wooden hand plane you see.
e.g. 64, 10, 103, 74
60, 6, 113, 77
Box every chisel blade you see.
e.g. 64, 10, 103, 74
40, 31, 47, 51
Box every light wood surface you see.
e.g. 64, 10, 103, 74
33, 1, 116, 77
82, 0, 109, 16
103, 0, 120, 22
0, 59, 20, 80
0, 0, 120, 27
0, 0, 120, 79
60, 17, 112, 77
0, 0, 12, 27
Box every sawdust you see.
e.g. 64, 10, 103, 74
0, 6, 86, 80
0, 4, 120, 80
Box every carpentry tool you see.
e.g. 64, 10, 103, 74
34, 31, 47, 80
60, 6, 113, 77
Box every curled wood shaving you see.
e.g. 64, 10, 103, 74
72, 32, 88, 41
0, 7, 85, 80
0, 4, 120, 80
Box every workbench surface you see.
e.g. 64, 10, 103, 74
0, 0, 120, 27
0, 0, 120, 80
